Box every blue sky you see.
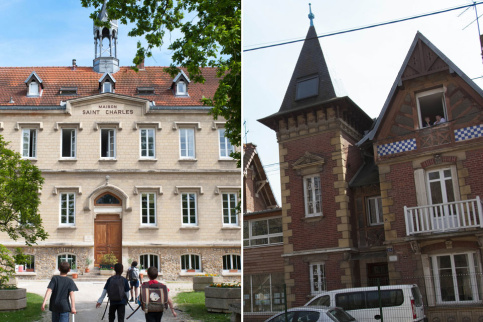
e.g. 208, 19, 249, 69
0, 0, 176, 67
243, 0, 483, 205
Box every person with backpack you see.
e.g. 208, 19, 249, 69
96, 263, 130, 322
125, 261, 140, 302
41, 261, 78, 322
139, 266, 177, 322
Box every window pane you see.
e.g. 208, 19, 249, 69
252, 220, 268, 236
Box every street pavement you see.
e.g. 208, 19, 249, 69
18, 280, 201, 322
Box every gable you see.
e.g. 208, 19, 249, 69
401, 39, 449, 81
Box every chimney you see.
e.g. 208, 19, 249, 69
72, 59, 77, 71
137, 59, 145, 70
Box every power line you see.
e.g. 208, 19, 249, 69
244, 2, 483, 53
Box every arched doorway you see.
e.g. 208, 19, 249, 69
94, 192, 122, 266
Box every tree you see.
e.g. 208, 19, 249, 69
0, 135, 47, 286
81, 0, 241, 166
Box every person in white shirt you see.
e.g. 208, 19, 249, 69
434, 115, 446, 125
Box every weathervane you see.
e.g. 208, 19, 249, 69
308, 3, 315, 26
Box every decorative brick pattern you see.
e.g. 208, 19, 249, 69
377, 139, 417, 156
454, 124, 483, 142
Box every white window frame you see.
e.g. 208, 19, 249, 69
179, 128, 195, 159
102, 81, 112, 93
141, 193, 156, 225
310, 262, 327, 294
100, 128, 116, 159
416, 87, 447, 128
303, 174, 322, 217
61, 128, 77, 159
177, 81, 186, 95
140, 128, 155, 158
180, 254, 201, 272
222, 254, 241, 272
244, 217, 283, 247
139, 254, 159, 270
21, 128, 37, 158
57, 254, 77, 272
426, 168, 455, 205
181, 193, 197, 226
430, 252, 481, 304
28, 81, 40, 96
367, 196, 383, 226
222, 192, 239, 226
218, 128, 235, 158
60, 193, 76, 226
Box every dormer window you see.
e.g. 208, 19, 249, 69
137, 87, 155, 95
25, 71, 43, 97
29, 82, 39, 96
172, 70, 190, 96
103, 81, 112, 93
296, 76, 319, 100
99, 72, 116, 94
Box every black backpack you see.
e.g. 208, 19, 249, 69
107, 275, 126, 302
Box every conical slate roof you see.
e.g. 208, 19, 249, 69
278, 25, 337, 113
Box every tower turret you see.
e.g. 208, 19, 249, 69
93, 0, 119, 73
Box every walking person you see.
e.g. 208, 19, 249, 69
96, 263, 130, 322
41, 261, 78, 322
126, 261, 140, 302
140, 266, 177, 322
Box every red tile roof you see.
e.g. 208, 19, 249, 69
0, 66, 219, 106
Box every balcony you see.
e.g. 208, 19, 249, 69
404, 197, 483, 235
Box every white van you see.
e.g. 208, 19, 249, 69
304, 284, 427, 322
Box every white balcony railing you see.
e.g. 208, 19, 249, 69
404, 197, 483, 235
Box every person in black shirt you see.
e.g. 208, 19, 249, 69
96, 263, 130, 322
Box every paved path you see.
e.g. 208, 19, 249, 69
19, 280, 201, 322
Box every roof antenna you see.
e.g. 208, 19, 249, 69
308, 3, 315, 27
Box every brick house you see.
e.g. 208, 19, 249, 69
0, 2, 240, 281
243, 143, 283, 320
256, 18, 483, 321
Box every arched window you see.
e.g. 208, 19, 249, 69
29, 81, 39, 96
223, 254, 241, 272
140, 254, 159, 271
58, 254, 77, 272
95, 192, 121, 206
180, 254, 201, 272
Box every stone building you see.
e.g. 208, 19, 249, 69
0, 3, 240, 281
243, 143, 283, 320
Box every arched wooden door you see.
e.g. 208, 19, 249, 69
94, 214, 122, 266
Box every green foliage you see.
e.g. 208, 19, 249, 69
81, 0, 241, 166
100, 252, 118, 266
0, 245, 15, 288
0, 292, 45, 322
13, 248, 31, 266
174, 291, 230, 321
0, 135, 47, 245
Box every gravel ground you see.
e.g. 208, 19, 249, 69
18, 280, 201, 322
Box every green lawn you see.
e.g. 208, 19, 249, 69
0, 292, 45, 322
174, 291, 230, 322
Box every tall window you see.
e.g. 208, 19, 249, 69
22, 129, 37, 158
310, 262, 327, 294
223, 254, 241, 272
219, 129, 235, 158
244, 217, 283, 247
367, 196, 383, 225
182, 193, 197, 225
28, 81, 39, 96
244, 273, 285, 313
427, 169, 455, 205
103, 81, 112, 93
101, 128, 116, 158
431, 252, 481, 304
61, 128, 76, 158
181, 254, 201, 272
140, 128, 155, 158
58, 254, 76, 271
177, 81, 186, 95
140, 254, 159, 270
223, 193, 238, 226
141, 193, 156, 225
304, 175, 322, 217
179, 128, 195, 158
60, 193, 75, 225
